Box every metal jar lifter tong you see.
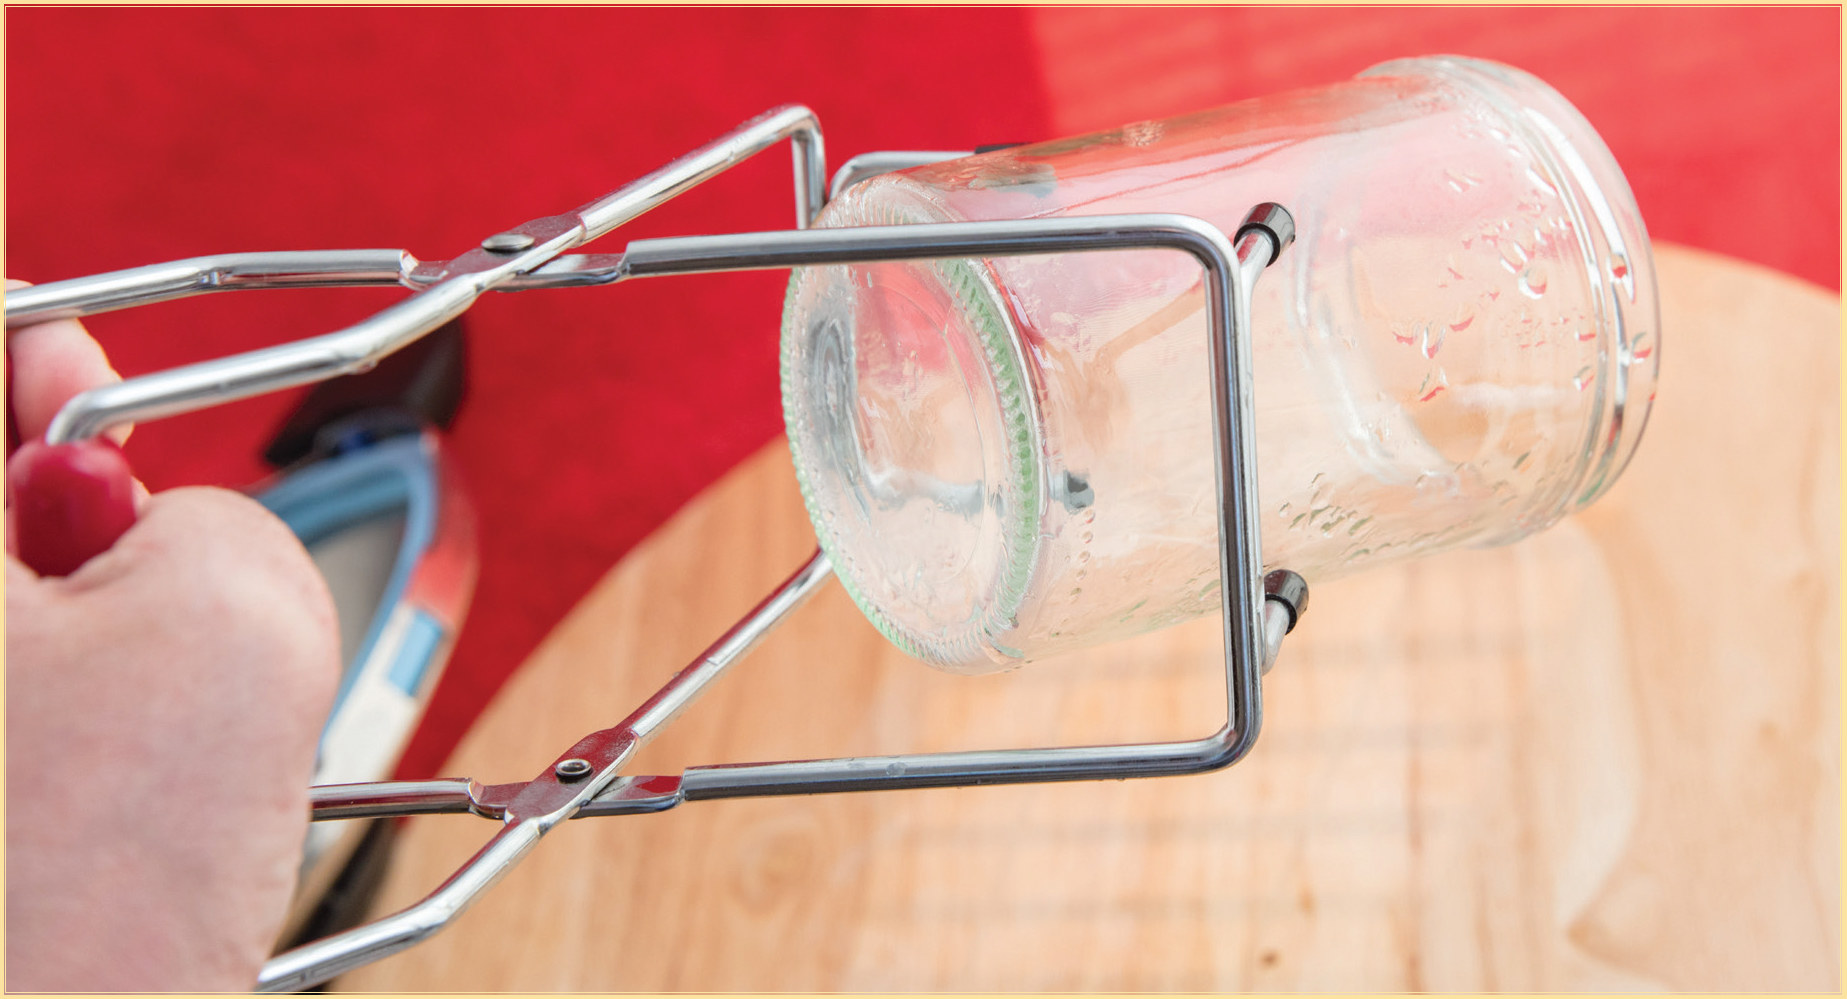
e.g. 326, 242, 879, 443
6, 105, 1309, 990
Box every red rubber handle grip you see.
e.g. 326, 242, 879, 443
8, 438, 138, 577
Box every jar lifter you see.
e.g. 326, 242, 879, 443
5, 105, 1308, 990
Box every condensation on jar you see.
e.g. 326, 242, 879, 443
781, 56, 1660, 674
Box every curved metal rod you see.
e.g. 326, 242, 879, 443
580, 103, 825, 240
263, 211, 1279, 989
260, 548, 834, 991
312, 592, 1296, 822
259, 818, 549, 992
31, 104, 826, 445
827, 150, 968, 201
620, 212, 1274, 767
604, 213, 1275, 777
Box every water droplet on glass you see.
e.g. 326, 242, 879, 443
1609, 252, 1636, 302
1525, 166, 1560, 198
1449, 303, 1475, 334
1077, 550, 1091, 563
1420, 323, 1445, 359
1518, 265, 1548, 298
1513, 451, 1531, 470
1444, 168, 1480, 193
1277, 502, 1292, 516
1080, 530, 1094, 544
1631, 332, 1653, 360
1499, 240, 1529, 273
1418, 368, 1449, 402
1393, 325, 1416, 346
1573, 366, 1594, 391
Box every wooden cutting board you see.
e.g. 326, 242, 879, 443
342, 243, 1839, 991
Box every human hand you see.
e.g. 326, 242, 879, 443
5, 291, 340, 990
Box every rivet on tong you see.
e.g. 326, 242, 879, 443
553, 758, 593, 781
481, 231, 536, 254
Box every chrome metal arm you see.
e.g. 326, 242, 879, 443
264, 208, 1294, 989
4, 145, 938, 331
18, 104, 825, 445
2, 250, 417, 327
259, 548, 833, 992
13, 110, 1304, 987
314, 587, 1301, 825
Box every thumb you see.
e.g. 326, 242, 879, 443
52, 484, 342, 725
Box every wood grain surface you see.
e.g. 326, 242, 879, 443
342, 244, 1840, 991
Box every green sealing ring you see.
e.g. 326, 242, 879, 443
780, 180, 1043, 671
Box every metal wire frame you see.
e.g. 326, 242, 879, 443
3, 107, 1299, 990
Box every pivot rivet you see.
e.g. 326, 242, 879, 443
554, 758, 593, 781
482, 232, 536, 254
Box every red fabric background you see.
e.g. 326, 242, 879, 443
6, 8, 1838, 779
1031, 6, 1841, 293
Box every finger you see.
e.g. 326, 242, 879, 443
5, 279, 133, 451
68, 485, 330, 604
5, 484, 339, 990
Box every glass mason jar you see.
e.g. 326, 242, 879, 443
781, 56, 1660, 674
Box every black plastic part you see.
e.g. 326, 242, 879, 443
1057, 470, 1095, 512
1262, 568, 1309, 633
1234, 203, 1297, 267
262, 318, 467, 469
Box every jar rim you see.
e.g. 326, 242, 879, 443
780, 175, 1046, 671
